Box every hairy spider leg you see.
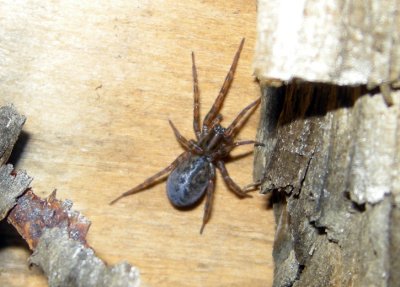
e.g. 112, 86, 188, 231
224, 97, 261, 137
168, 120, 203, 154
211, 139, 263, 194
109, 152, 189, 205
216, 160, 252, 198
208, 140, 263, 162
202, 38, 245, 129
225, 140, 264, 154
211, 114, 223, 127
242, 181, 262, 192
192, 52, 201, 140
200, 163, 216, 234
232, 140, 264, 147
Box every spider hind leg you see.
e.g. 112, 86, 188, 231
110, 152, 189, 205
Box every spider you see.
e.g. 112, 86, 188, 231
110, 38, 262, 233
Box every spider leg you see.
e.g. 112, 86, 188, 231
209, 140, 263, 161
169, 120, 203, 154
109, 152, 189, 205
210, 114, 223, 128
231, 140, 264, 148
202, 38, 245, 128
224, 97, 261, 137
216, 160, 252, 198
242, 180, 262, 192
192, 52, 201, 140
200, 163, 216, 234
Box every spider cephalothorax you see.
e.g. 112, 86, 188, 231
110, 38, 262, 233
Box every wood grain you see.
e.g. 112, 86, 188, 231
255, 0, 400, 86
0, 1, 274, 286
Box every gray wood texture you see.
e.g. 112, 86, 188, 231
0, 105, 30, 220
255, 85, 399, 286
30, 227, 141, 287
0, 105, 25, 166
255, 0, 400, 86
254, 1, 399, 286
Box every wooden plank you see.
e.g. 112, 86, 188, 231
0, 1, 274, 286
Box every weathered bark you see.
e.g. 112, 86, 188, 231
0, 105, 25, 166
254, 1, 399, 286
254, 84, 399, 287
254, 0, 400, 86
0, 105, 141, 287
0, 164, 32, 220
0, 105, 30, 219
6, 188, 141, 287
29, 227, 140, 287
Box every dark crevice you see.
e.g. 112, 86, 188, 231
297, 152, 315, 196
295, 264, 305, 281
308, 218, 328, 236
344, 190, 366, 212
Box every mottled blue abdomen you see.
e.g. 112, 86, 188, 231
167, 155, 211, 207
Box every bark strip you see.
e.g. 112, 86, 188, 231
0, 105, 141, 287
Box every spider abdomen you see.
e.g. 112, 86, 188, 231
167, 155, 211, 207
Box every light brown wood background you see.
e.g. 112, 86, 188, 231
0, 1, 274, 286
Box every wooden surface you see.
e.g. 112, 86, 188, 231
258, 84, 400, 286
255, 0, 400, 86
0, 1, 274, 286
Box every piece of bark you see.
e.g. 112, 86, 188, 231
8, 189, 90, 250
0, 104, 141, 286
0, 104, 26, 166
254, 1, 399, 286
7, 186, 141, 286
0, 105, 31, 220
29, 227, 140, 287
6, 188, 141, 287
0, 164, 32, 220
254, 84, 399, 287
254, 0, 400, 86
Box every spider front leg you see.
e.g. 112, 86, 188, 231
110, 152, 189, 204
202, 38, 245, 128
192, 52, 201, 140
242, 181, 263, 192
169, 120, 203, 154
224, 97, 261, 137
209, 140, 264, 161
200, 163, 216, 234
216, 160, 252, 198
231, 140, 264, 148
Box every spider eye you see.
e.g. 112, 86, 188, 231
214, 125, 225, 135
